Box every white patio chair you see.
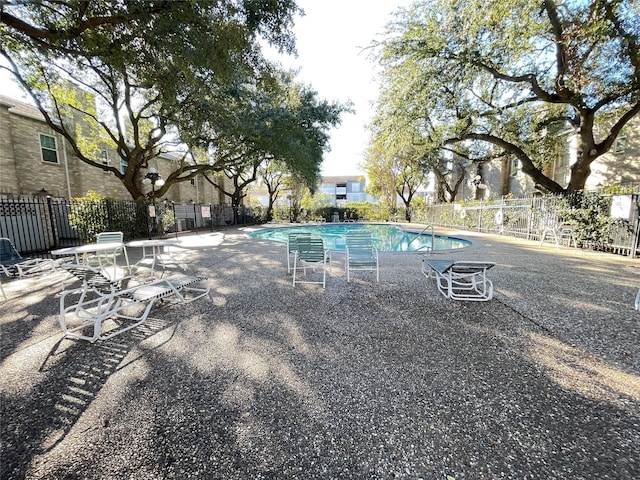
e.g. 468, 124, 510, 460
345, 231, 379, 282
292, 237, 331, 288
286, 232, 310, 273
59, 264, 210, 342
422, 258, 495, 301
91, 231, 125, 266
540, 221, 578, 248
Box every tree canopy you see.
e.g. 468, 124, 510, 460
374, 0, 640, 195
186, 69, 345, 191
364, 117, 429, 216
1, 0, 345, 200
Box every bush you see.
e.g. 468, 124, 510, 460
68, 190, 149, 241
68, 191, 111, 242
558, 191, 614, 249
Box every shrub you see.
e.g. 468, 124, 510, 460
558, 191, 614, 249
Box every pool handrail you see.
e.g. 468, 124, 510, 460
410, 224, 435, 253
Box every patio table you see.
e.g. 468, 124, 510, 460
51, 242, 130, 280
126, 238, 182, 277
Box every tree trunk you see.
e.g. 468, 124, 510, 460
401, 195, 413, 221
265, 198, 275, 222
500, 158, 510, 197
567, 155, 592, 192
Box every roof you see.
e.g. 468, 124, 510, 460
321, 175, 366, 185
0, 94, 46, 122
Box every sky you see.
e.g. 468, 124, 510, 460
275, 0, 413, 177
0, 0, 413, 177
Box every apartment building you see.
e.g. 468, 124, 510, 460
463, 113, 640, 200
0, 93, 229, 204
319, 175, 370, 205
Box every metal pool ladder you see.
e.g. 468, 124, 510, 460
410, 224, 435, 253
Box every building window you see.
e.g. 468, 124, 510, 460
350, 182, 361, 193
120, 159, 128, 175
190, 178, 196, 186
615, 135, 626, 153
560, 147, 571, 167
39, 134, 58, 163
100, 149, 109, 172
510, 159, 521, 177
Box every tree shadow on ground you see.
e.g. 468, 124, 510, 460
0, 315, 176, 479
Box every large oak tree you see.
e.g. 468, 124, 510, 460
197, 69, 345, 219
0, 0, 334, 199
375, 0, 639, 194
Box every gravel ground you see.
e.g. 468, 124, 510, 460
1, 227, 639, 479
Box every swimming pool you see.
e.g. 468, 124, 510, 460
248, 223, 471, 252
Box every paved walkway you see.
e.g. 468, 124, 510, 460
1, 226, 638, 479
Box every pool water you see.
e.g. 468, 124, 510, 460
248, 223, 471, 252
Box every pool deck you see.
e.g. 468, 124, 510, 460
1, 225, 639, 479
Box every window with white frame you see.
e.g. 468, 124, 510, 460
510, 159, 521, 177
39, 133, 58, 163
615, 134, 626, 153
120, 159, 128, 175
100, 149, 109, 172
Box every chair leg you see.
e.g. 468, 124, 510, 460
292, 253, 298, 286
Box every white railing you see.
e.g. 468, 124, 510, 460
412, 194, 639, 257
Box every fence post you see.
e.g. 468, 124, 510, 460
171, 201, 177, 239
192, 201, 198, 234
527, 199, 534, 240
106, 198, 114, 231
46, 195, 58, 250
631, 194, 640, 258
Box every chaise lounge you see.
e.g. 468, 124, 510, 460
422, 258, 495, 301
59, 264, 210, 342
0, 237, 56, 278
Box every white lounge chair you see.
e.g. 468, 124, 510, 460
292, 237, 331, 288
345, 231, 379, 282
0, 237, 55, 278
422, 258, 495, 301
59, 264, 210, 342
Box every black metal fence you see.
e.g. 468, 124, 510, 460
0, 196, 259, 257
3, 192, 638, 259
